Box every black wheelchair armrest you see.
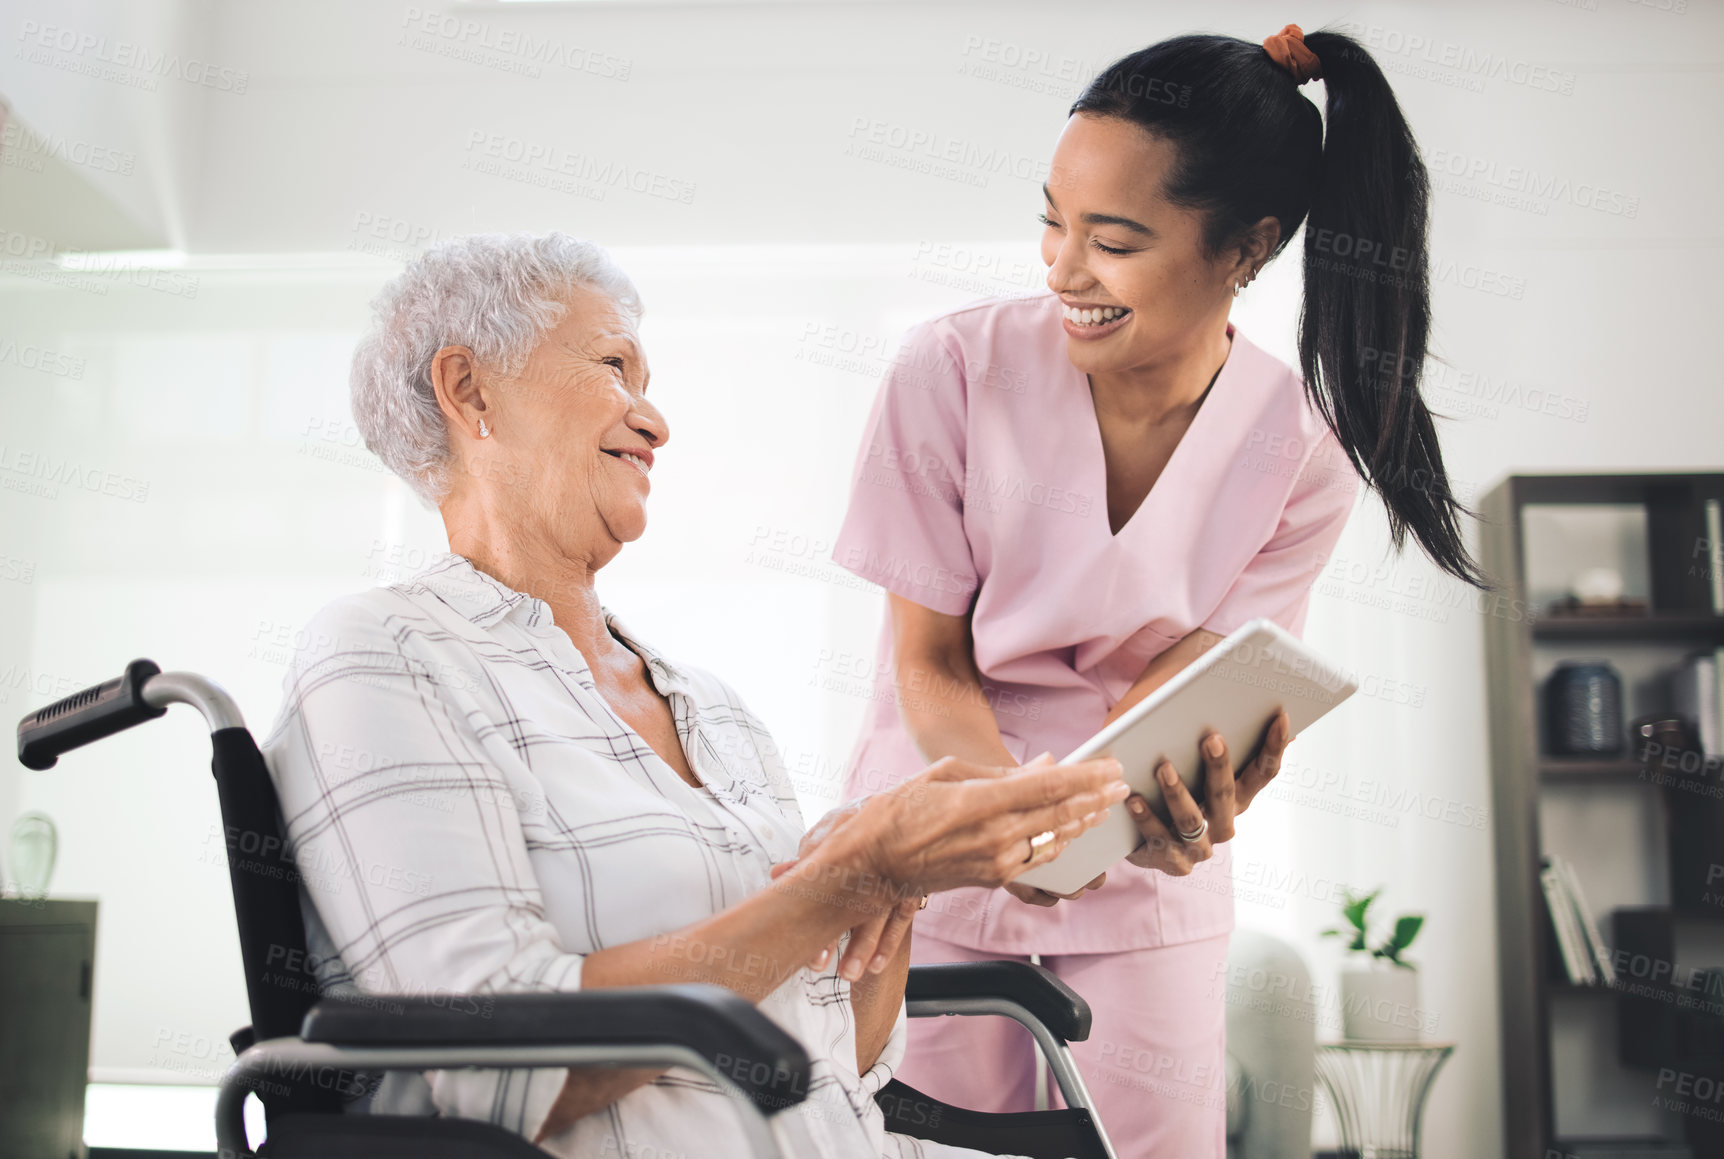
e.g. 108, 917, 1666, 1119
905, 961, 1091, 1042
300, 984, 812, 1111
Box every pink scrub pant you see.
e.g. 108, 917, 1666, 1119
900, 931, 1230, 1159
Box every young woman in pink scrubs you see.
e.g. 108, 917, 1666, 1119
829, 26, 1484, 1158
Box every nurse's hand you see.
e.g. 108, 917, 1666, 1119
1003, 874, 1109, 907
1124, 711, 1291, 876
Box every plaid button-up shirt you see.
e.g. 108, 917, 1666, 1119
262, 554, 1007, 1158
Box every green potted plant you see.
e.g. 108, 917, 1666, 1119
1322, 887, 1425, 1042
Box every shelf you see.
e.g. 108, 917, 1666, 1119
1512, 472, 1724, 506
1485, 474, 1724, 1159
1532, 613, 1724, 642
1615, 904, 1724, 925
1541, 758, 1643, 783
1549, 979, 1618, 995
1549, 1139, 1690, 1156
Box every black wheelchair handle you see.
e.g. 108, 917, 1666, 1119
16, 658, 167, 770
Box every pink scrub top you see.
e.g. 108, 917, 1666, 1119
831, 293, 1360, 955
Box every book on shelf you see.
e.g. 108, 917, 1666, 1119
1541, 856, 1596, 985
1716, 645, 1724, 760
1554, 855, 1616, 986
1706, 498, 1723, 615
1715, 644, 1724, 764
1672, 650, 1724, 758
1556, 1142, 1693, 1159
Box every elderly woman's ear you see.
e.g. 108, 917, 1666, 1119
430, 344, 491, 445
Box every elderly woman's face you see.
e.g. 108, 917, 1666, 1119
481, 286, 666, 561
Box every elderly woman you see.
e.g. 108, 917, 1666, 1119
260, 232, 1129, 1159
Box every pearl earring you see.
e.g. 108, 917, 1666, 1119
1232, 283, 1243, 298
478, 419, 490, 438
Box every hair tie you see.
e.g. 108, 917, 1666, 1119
1262, 24, 1323, 84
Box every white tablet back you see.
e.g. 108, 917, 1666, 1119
1014, 618, 1356, 895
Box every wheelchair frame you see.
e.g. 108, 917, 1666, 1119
18, 661, 1117, 1159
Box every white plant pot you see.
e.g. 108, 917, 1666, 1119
1340, 965, 1422, 1043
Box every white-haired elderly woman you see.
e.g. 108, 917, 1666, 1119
261, 232, 1130, 1159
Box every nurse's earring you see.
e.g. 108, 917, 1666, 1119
478, 419, 490, 439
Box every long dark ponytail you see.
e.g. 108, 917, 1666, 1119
1072, 30, 1486, 586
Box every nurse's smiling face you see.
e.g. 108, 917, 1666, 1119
1040, 114, 1269, 376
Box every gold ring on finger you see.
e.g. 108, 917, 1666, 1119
1177, 817, 1208, 844
1024, 829, 1057, 862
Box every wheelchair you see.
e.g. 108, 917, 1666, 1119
18, 659, 1120, 1159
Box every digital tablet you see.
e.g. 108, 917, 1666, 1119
1014, 618, 1357, 895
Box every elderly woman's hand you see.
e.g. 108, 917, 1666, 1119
1123, 710, 1291, 876
779, 754, 1128, 977
770, 798, 916, 981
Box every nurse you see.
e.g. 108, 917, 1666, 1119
829, 26, 1483, 1158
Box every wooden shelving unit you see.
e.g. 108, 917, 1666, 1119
1539, 758, 1645, 784
1532, 615, 1724, 642
1481, 472, 1724, 1159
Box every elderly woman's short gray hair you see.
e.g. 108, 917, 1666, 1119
351, 231, 641, 505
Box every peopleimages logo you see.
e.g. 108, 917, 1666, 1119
1424, 148, 1640, 219
400, 7, 632, 80
0, 444, 149, 502
1333, 22, 1576, 95
846, 118, 1051, 185
0, 339, 85, 379
1308, 228, 1415, 275
462, 131, 696, 204
15, 20, 250, 93
0, 120, 135, 175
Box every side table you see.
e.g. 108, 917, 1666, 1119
1314, 1041, 1455, 1159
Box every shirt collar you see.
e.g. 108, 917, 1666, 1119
603, 608, 688, 695
409, 553, 688, 691
410, 553, 551, 630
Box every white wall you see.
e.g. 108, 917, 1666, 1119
2, 1, 1722, 1155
